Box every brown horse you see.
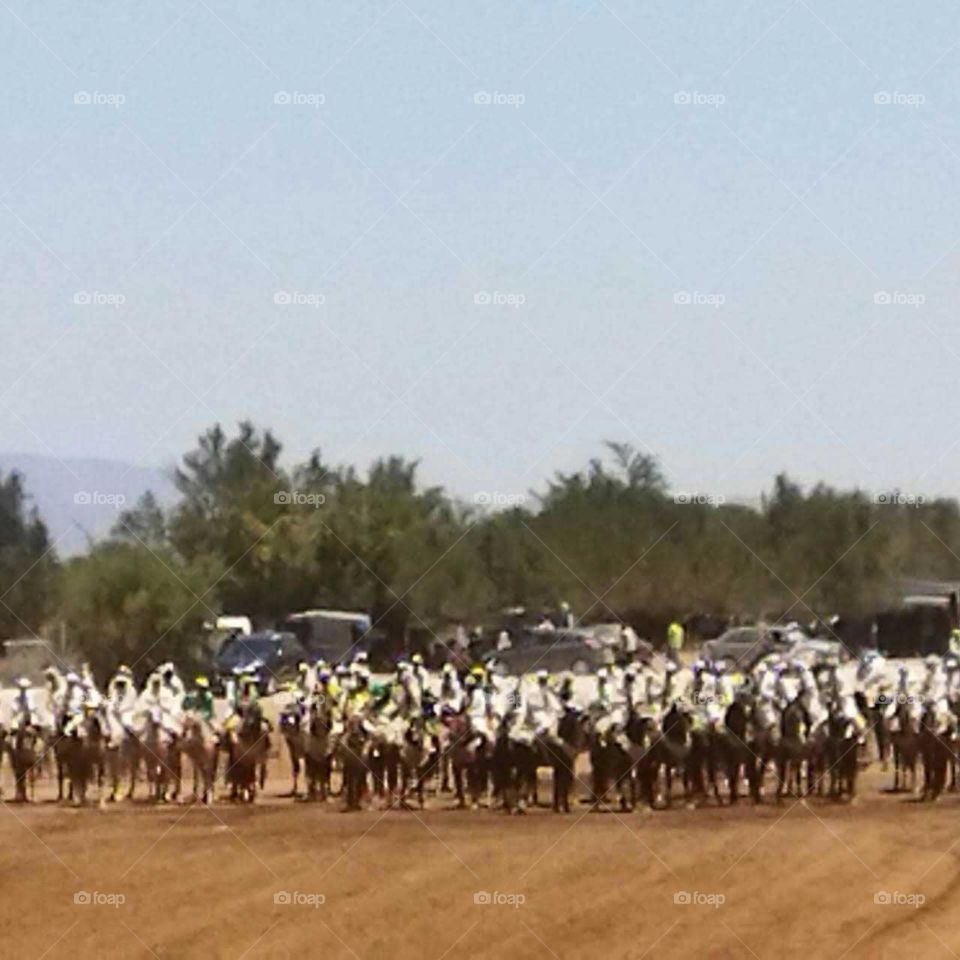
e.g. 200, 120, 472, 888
181, 714, 218, 803
7, 725, 42, 802
440, 712, 486, 808
62, 711, 104, 806
338, 714, 370, 811
890, 699, 921, 793
304, 699, 335, 801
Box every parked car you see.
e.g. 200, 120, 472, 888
486, 623, 652, 676
280, 610, 373, 664
213, 630, 308, 695
701, 624, 846, 668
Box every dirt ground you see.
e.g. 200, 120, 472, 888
2, 741, 960, 960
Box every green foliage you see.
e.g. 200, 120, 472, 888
9, 425, 960, 674
58, 542, 217, 679
0, 471, 58, 637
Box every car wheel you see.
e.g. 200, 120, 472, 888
571, 658, 590, 675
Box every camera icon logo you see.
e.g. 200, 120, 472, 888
274, 91, 291, 105
274, 291, 291, 305
274, 891, 292, 905
74, 91, 91, 105
74, 891, 91, 905
474, 891, 491, 905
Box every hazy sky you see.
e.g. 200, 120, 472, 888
2, 0, 959, 504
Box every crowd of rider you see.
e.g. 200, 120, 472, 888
8, 627, 960, 754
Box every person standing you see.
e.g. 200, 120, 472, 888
666, 617, 685, 664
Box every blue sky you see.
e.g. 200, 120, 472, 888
2, 0, 959, 504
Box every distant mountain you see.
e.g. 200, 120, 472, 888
0, 453, 177, 557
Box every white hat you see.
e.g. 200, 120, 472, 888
16, 677, 30, 689
65, 672, 80, 683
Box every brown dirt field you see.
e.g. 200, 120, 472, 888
2, 751, 959, 960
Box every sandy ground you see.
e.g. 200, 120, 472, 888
1, 718, 959, 960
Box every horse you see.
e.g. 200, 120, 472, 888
338, 714, 370, 811
366, 716, 403, 807
543, 707, 591, 813
103, 722, 141, 802
303, 699, 335, 801
278, 703, 307, 798
440, 712, 487, 809
823, 701, 860, 801
889, 697, 921, 793
62, 711, 105, 806
226, 707, 268, 803
180, 713, 219, 803
919, 702, 953, 802
659, 702, 693, 807
745, 695, 780, 803
398, 717, 435, 809
775, 698, 811, 801
7, 725, 42, 802
717, 698, 752, 805
142, 708, 177, 802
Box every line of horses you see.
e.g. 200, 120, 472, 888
278, 689, 960, 814
1, 706, 271, 806
4, 688, 958, 811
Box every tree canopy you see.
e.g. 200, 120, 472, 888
3, 424, 960, 674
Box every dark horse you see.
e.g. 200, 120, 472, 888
338, 714, 370, 811
920, 704, 952, 802
890, 698, 921, 793
659, 703, 693, 807
775, 698, 811, 801
715, 699, 752, 805
823, 701, 859, 801
227, 706, 266, 802
8, 725, 42, 802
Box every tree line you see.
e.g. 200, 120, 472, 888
2, 423, 959, 676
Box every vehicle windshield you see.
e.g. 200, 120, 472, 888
218, 636, 285, 666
